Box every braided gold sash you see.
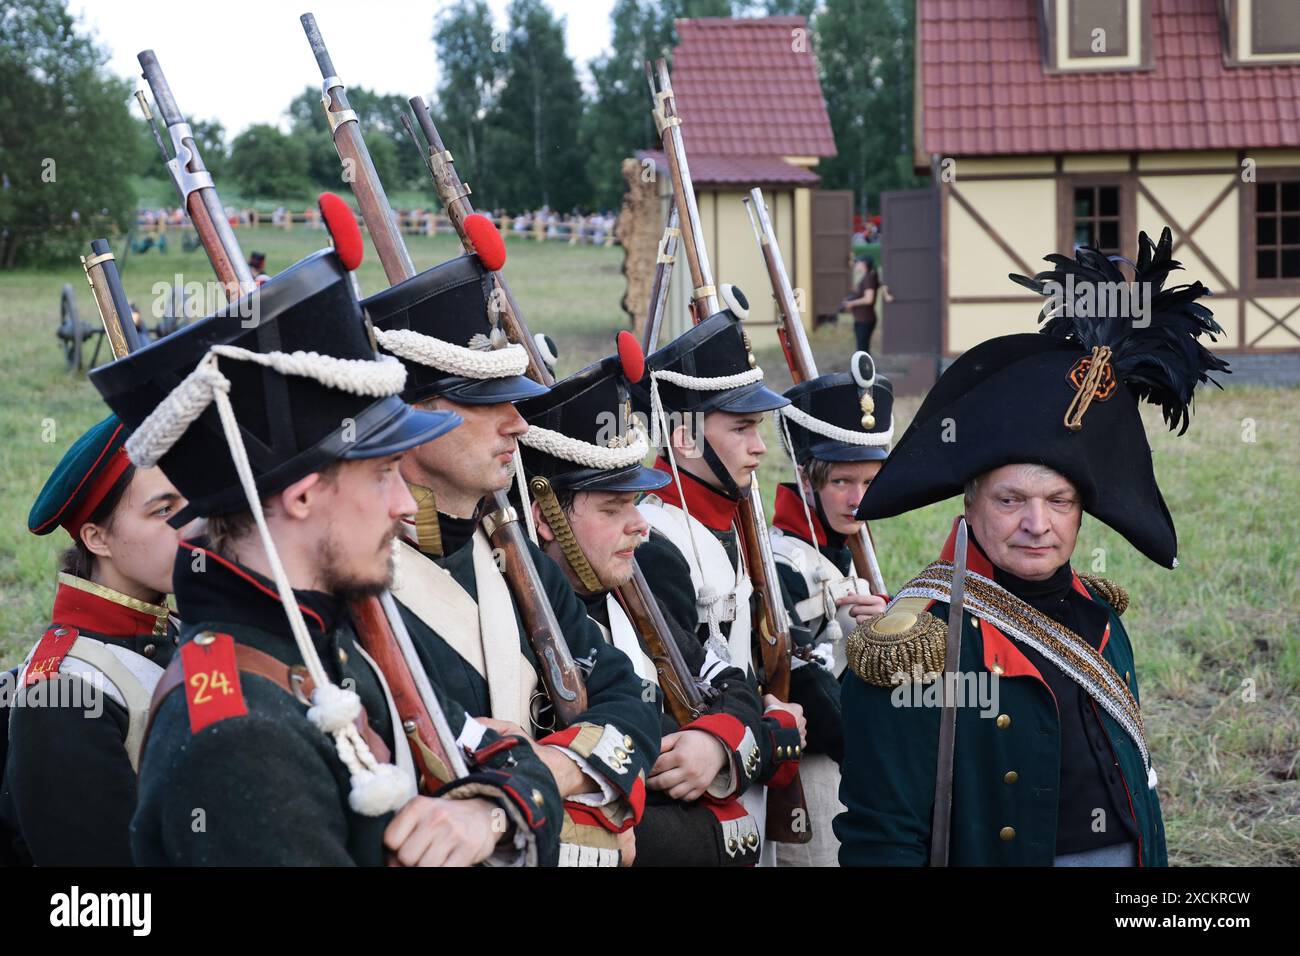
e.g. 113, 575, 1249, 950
892, 561, 1150, 776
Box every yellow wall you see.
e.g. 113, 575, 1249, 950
1136, 174, 1239, 291
660, 185, 798, 351
946, 179, 1057, 298
943, 153, 1300, 353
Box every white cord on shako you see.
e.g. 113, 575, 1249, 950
514, 418, 651, 548
648, 365, 764, 661
374, 326, 529, 379
126, 343, 417, 816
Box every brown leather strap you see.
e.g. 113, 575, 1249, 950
141, 641, 392, 769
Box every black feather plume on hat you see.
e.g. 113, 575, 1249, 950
1009, 227, 1230, 435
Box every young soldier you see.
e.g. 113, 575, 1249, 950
767, 353, 892, 867
516, 334, 798, 865
0, 416, 189, 865
362, 244, 661, 867
92, 213, 564, 866
838, 230, 1227, 865
628, 306, 807, 866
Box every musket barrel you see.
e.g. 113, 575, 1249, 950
87, 239, 145, 355
299, 12, 337, 78
137, 50, 255, 298
137, 50, 182, 127
302, 17, 415, 284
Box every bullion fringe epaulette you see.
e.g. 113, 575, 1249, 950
1078, 574, 1129, 616
845, 598, 947, 688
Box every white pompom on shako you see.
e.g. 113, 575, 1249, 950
720, 283, 750, 320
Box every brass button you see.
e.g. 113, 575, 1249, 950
744, 832, 758, 848
1124, 670, 1130, 683
53, 627, 67, 637
727, 838, 738, 852
532, 788, 545, 807
142, 643, 157, 659
996, 714, 1011, 729
991, 663, 1004, 675
793, 745, 801, 757
338, 648, 348, 665
194, 632, 216, 646
623, 734, 634, 752
999, 826, 1016, 841
860, 414, 875, 429
1004, 771, 1018, 784
613, 747, 627, 761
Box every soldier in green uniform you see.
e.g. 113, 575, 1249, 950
362, 241, 661, 867
836, 229, 1229, 866
516, 333, 799, 865
90, 207, 565, 866
0, 415, 189, 865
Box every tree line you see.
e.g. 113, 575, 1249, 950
1, 0, 918, 268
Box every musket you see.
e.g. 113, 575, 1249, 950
743, 188, 888, 597
133, 46, 464, 794
301, 15, 591, 726
612, 204, 707, 726
81, 239, 145, 357
400, 91, 707, 726
647, 59, 810, 843
641, 206, 680, 354
136, 52, 255, 301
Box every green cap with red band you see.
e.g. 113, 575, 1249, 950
28, 414, 132, 539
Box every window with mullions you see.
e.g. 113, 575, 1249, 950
1073, 185, 1122, 255
1255, 180, 1300, 280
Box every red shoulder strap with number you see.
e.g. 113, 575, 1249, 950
24, 626, 79, 686
180, 633, 248, 733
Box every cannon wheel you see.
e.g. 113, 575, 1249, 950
60, 283, 83, 371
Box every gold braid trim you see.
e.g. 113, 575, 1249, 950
1078, 574, 1129, 616
845, 597, 947, 688
530, 476, 603, 593
407, 482, 444, 557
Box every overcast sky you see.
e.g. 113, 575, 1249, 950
73, 0, 616, 135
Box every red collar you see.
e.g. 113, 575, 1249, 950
773, 483, 826, 546
51, 573, 169, 639
652, 458, 740, 533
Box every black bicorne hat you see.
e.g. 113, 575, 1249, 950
857, 228, 1229, 568
781, 352, 894, 464
361, 215, 547, 406
630, 307, 788, 419
516, 332, 668, 494
90, 205, 460, 524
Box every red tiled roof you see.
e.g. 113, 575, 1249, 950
919, 0, 1300, 157
639, 150, 821, 187
671, 16, 837, 159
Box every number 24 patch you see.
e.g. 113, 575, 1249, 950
180, 633, 248, 733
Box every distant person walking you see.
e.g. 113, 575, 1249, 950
840, 253, 893, 355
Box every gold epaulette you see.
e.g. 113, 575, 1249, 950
1078, 574, 1129, 616
845, 596, 947, 688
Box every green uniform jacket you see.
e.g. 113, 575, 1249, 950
132, 540, 564, 866
835, 578, 1167, 867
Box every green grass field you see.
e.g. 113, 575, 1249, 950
1, 227, 1295, 865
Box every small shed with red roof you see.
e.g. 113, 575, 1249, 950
901, 0, 1300, 375
626, 15, 847, 347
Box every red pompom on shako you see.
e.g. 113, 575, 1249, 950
617, 330, 645, 384
318, 192, 364, 272
464, 213, 506, 272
